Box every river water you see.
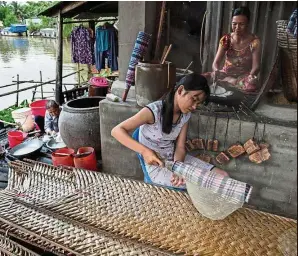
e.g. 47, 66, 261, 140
0, 36, 88, 110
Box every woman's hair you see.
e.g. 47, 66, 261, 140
46, 100, 59, 110
232, 6, 250, 21
161, 73, 210, 134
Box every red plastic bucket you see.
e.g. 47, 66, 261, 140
51, 148, 75, 167
30, 100, 48, 117
74, 147, 97, 171
8, 131, 24, 148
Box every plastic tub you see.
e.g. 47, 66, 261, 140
88, 77, 109, 87
74, 147, 97, 171
88, 77, 109, 97
8, 131, 24, 148
11, 107, 34, 132
30, 100, 48, 117
51, 148, 75, 167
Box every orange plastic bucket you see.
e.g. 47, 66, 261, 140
8, 131, 24, 148
51, 148, 75, 167
74, 147, 97, 171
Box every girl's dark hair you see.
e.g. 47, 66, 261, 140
46, 100, 59, 110
232, 6, 250, 21
161, 73, 210, 134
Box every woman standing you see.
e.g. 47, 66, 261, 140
203, 6, 261, 93
111, 74, 228, 190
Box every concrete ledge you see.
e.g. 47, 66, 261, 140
99, 99, 142, 179
99, 99, 297, 219
256, 101, 297, 122
111, 80, 136, 99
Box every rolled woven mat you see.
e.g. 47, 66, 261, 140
3, 160, 297, 256
125, 31, 151, 90
165, 160, 252, 220
0, 233, 40, 256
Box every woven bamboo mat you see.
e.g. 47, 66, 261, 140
2, 160, 297, 256
0, 194, 172, 256
0, 233, 40, 256
0, 220, 67, 256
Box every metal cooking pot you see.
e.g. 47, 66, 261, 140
46, 137, 66, 150
9, 138, 44, 159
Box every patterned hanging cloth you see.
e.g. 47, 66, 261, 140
125, 31, 151, 90
70, 25, 94, 65
287, 8, 297, 38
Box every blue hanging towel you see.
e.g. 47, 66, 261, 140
94, 27, 118, 71
96, 28, 110, 52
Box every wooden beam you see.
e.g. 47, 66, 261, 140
74, 12, 118, 20
55, 9, 63, 104
61, 1, 87, 15
89, 1, 113, 11
62, 18, 117, 24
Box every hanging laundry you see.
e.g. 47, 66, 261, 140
71, 25, 95, 64
94, 25, 118, 72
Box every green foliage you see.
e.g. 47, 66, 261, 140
0, 1, 56, 27
0, 1, 97, 38
41, 16, 51, 27
27, 20, 41, 33
3, 10, 18, 27
62, 18, 75, 38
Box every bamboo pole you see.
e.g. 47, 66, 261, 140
12, 81, 80, 86
0, 70, 82, 98
167, 9, 170, 45
56, 9, 63, 104
0, 81, 32, 89
161, 44, 172, 64
154, 1, 167, 60
78, 63, 81, 86
0, 119, 18, 127
88, 20, 96, 81
31, 91, 55, 94
40, 71, 44, 99
15, 74, 19, 106
31, 75, 38, 102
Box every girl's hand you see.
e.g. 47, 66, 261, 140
171, 174, 185, 187
211, 69, 220, 80
248, 74, 257, 83
142, 149, 164, 167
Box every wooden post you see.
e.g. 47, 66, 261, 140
40, 71, 44, 99
167, 9, 170, 45
88, 20, 96, 79
16, 74, 19, 106
77, 63, 81, 86
55, 9, 63, 104
154, 1, 166, 60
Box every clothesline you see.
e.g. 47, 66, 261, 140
62, 18, 118, 24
